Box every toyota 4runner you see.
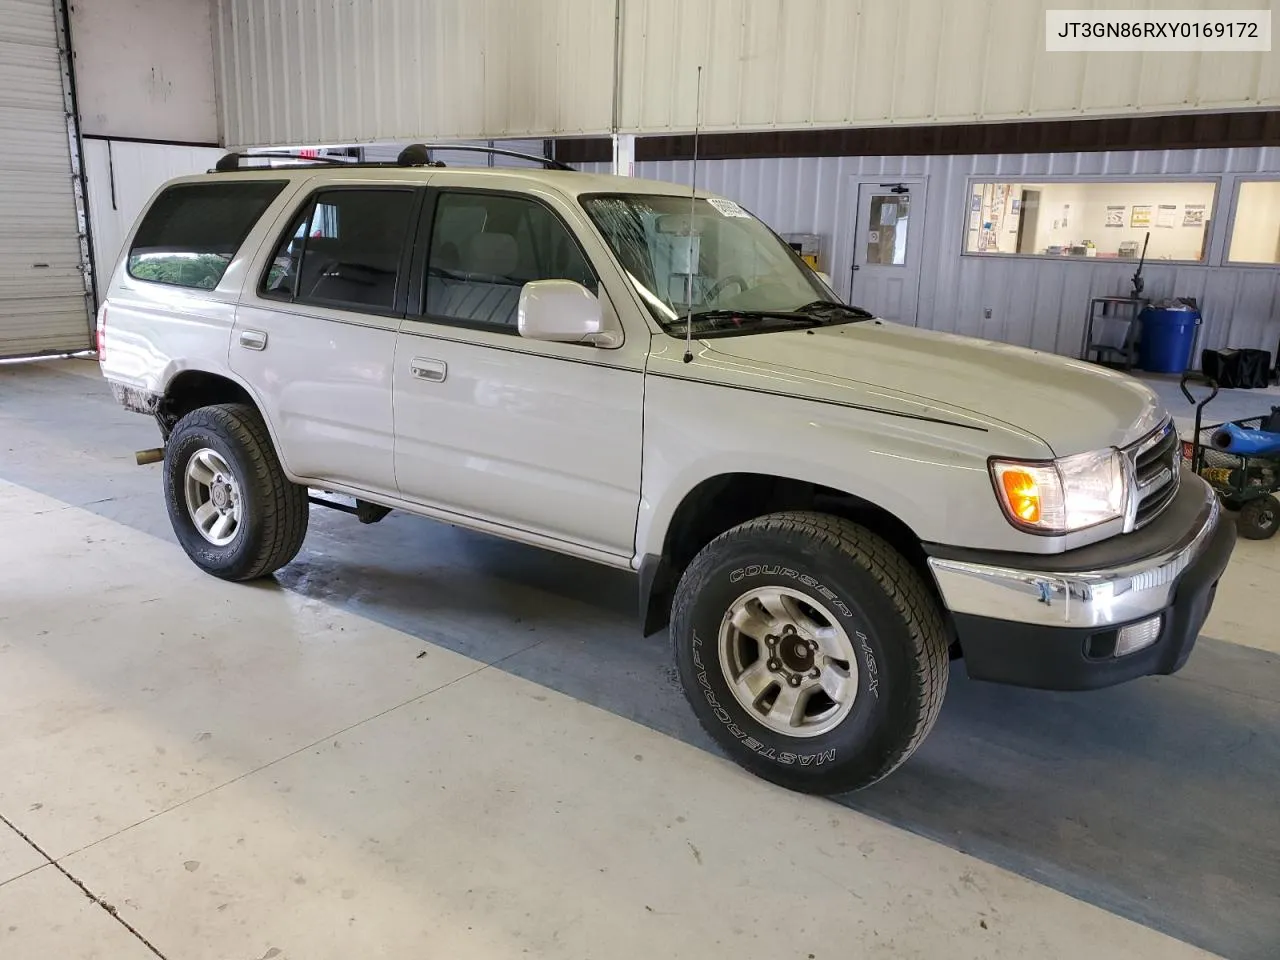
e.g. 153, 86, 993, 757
98, 146, 1236, 794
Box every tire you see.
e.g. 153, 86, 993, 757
1238, 494, 1280, 540
671, 511, 949, 795
163, 403, 309, 580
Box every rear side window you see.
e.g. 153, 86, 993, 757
261, 188, 415, 313
128, 181, 286, 290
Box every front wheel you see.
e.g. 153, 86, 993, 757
671, 512, 949, 795
163, 403, 309, 580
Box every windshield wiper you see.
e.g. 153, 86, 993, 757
792, 300, 875, 321
677, 309, 823, 335
687, 308, 814, 325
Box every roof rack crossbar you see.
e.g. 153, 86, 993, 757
212, 151, 356, 172
399, 143, 574, 171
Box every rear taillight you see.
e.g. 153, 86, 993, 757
95, 302, 107, 360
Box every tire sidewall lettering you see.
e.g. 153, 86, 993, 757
729, 564, 851, 618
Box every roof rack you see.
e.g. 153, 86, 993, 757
210, 142, 575, 173
211, 151, 356, 172
396, 143, 575, 171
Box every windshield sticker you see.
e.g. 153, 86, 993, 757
707, 198, 751, 218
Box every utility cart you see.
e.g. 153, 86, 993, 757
1181, 373, 1280, 540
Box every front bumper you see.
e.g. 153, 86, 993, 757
926, 474, 1235, 690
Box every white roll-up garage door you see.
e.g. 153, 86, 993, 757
0, 0, 91, 359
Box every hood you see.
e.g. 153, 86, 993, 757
705, 321, 1167, 456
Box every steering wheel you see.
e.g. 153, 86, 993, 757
706, 275, 749, 301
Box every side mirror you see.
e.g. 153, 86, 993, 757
518, 280, 619, 347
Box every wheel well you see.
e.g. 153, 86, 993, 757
641, 473, 941, 637
159, 371, 256, 438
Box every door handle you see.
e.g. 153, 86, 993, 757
239, 329, 268, 351
410, 357, 447, 382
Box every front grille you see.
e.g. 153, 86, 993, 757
1126, 419, 1180, 529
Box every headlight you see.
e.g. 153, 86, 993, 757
991, 449, 1125, 534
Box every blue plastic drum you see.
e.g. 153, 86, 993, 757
1139, 306, 1201, 374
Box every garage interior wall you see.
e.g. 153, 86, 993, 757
67, 0, 223, 308
579, 146, 1280, 358
69, 0, 217, 142
212, 0, 616, 148
617, 0, 1279, 134
212, 0, 1280, 149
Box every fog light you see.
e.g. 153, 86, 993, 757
1115, 616, 1162, 657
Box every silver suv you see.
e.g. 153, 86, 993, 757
98, 146, 1235, 794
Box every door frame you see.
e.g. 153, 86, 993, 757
837, 175, 928, 326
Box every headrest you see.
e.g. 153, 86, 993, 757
467, 233, 518, 277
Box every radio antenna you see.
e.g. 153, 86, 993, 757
682, 65, 703, 364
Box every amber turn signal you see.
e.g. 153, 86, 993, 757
999, 468, 1042, 524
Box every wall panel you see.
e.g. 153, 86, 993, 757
213, 0, 615, 148
214, 0, 1280, 148
70, 0, 217, 143
618, 0, 1279, 134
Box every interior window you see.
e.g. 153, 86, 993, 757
128, 180, 286, 290
963, 180, 1216, 262
262, 189, 413, 311
424, 192, 596, 330
1227, 180, 1280, 264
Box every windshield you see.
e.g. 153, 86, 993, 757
581, 194, 845, 334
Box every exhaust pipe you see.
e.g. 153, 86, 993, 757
135, 448, 164, 466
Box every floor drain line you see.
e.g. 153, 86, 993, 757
0, 812, 169, 960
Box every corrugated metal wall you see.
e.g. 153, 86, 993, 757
618, 0, 1280, 134
213, 0, 1280, 148
581, 146, 1280, 358
212, 0, 615, 148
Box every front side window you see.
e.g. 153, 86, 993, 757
262, 189, 414, 312
423, 192, 596, 330
1228, 180, 1280, 265
964, 180, 1216, 262
128, 180, 285, 289
582, 194, 839, 337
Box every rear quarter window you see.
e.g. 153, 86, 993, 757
127, 181, 287, 290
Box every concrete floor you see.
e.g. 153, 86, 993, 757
1, 360, 1277, 960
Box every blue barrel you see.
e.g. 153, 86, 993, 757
1138, 307, 1201, 374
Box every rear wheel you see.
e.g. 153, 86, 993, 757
1238, 494, 1280, 540
163, 403, 309, 579
671, 511, 949, 795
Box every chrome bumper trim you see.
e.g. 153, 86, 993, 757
928, 484, 1220, 629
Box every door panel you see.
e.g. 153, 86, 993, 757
230, 184, 420, 494
393, 323, 643, 557
391, 181, 646, 558
232, 304, 398, 492
849, 180, 926, 325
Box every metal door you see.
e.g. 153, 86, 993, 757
0, 0, 92, 358
848, 180, 925, 325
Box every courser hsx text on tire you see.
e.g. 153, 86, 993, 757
163, 403, 309, 580
670, 511, 950, 794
